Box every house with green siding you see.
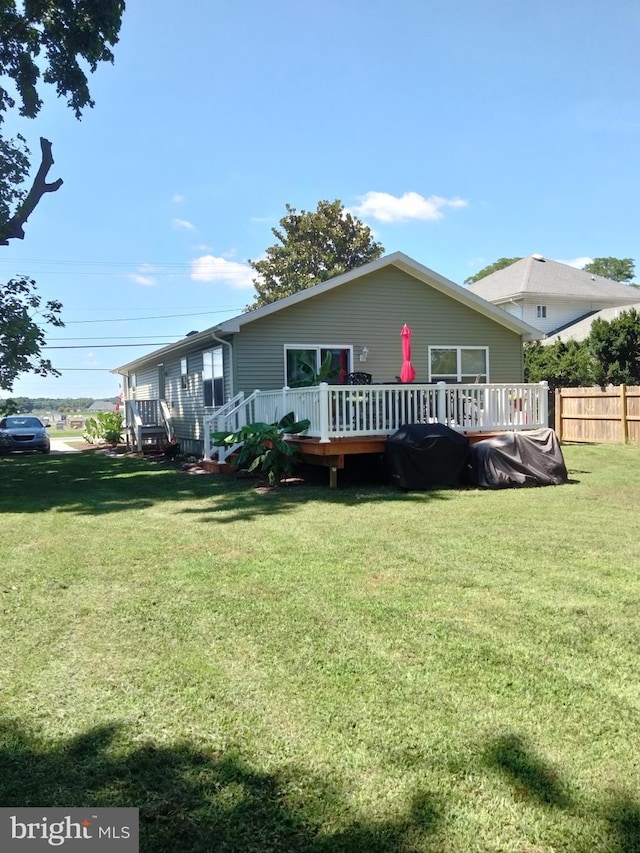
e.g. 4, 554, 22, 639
113, 252, 542, 455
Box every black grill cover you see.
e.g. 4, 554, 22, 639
385, 423, 470, 490
465, 428, 568, 489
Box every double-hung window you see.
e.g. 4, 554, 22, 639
203, 347, 224, 407
429, 346, 488, 383
284, 346, 352, 387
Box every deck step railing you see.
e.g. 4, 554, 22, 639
203, 392, 248, 462
125, 399, 169, 452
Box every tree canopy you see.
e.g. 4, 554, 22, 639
0, 1, 124, 391
524, 308, 640, 390
246, 200, 384, 310
464, 257, 521, 285
0, 0, 126, 244
0, 276, 64, 392
582, 257, 635, 284
588, 308, 640, 386
524, 339, 594, 391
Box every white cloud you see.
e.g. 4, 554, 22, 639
350, 191, 468, 223
190, 255, 255, 289
172, 218, 195, 230
556, 256, 592, 269
172, 193, 186, 203
129, 269, 156, 287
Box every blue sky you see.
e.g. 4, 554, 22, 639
2, 0, 639, 399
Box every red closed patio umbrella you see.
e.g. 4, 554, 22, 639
400, 324, 416, 382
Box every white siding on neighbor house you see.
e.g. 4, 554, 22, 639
519, 297, 605, 336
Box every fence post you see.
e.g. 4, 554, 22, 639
620, 384, 628, 443
555, 388, 562, 440
539, 381, 548, 428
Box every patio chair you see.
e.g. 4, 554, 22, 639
346, 372, 372, 385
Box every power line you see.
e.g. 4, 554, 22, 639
48, 335, 180, 341
64, 308, 243, 324
44, 343, 175, 349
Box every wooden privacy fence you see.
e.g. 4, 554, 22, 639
555, 385, 640, 444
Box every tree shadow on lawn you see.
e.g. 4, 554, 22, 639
0, 718, 442, 853
483, 732, 640, 852
0, 451, 452, 519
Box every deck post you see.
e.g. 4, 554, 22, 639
437, 382, 447, 424
319, 383, 330, 443
203, 417, 211, 460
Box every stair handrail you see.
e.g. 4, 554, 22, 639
126, 399, 144, 451
203, 391, 247, 460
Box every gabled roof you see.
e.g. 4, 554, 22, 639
543, 302, 640, 345
114, 252, 541, 374
466, 254, 640, 304
87, 400, 116, 411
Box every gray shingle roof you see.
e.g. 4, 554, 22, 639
466, 255, 640, 304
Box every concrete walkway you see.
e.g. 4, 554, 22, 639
49, 437, 83, 453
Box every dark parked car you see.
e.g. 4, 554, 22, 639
0, 416, 50, 454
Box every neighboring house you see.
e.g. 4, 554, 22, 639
87, 400, 117, 412
466, 254, 640, 337
113, 252, 541, 455
542, 302, 640, 345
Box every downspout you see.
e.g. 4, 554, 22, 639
506, 297, 523, 319
210, 331, 234, 401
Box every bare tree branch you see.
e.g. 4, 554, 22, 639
1, 137, 63, 245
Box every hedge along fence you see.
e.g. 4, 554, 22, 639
555, 385, 640, 444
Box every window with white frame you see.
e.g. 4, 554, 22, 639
203, 347, 224, 407
180, 357, 188, 390
284, 346, 352, 387
429, 347, 488, 383
536, 305, 547, 319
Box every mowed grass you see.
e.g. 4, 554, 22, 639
1, 444, 639, 852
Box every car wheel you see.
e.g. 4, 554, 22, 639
41, 448, 50, 454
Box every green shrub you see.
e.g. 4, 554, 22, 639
83, 411, 124, 445
212, 412, 310, 485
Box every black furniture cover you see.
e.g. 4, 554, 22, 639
385, 423, 470, 490
465, 428, 568, 489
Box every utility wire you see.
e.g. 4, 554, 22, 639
48, 335, 180, 341
43, 343, 176, 349
64, 308, 242, 324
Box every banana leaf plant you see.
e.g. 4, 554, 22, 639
211, 412, 311, 485
290, 351, 338, 387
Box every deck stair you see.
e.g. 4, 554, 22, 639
125, 399, 173, 453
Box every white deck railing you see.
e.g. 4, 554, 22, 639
204, 382, 549, 460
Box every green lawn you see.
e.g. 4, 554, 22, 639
1, 445, 639, 852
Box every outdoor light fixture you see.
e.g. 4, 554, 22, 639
359, 346, 369, 362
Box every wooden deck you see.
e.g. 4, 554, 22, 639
287, 432, 506, 488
